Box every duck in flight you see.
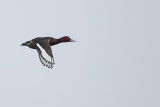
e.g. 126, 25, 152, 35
21, 36, 76, 69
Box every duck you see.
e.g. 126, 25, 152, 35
21, 36, 76, 69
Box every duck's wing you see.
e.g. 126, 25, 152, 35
34, 38, 55, 68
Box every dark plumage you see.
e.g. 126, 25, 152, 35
21, 36, 76, 69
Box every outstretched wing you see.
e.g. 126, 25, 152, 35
36, 37, 53, 57
34, 38, 55, 68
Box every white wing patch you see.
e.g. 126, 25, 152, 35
37, 43, 55, 68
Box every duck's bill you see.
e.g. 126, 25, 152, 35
70, 39, 76, 42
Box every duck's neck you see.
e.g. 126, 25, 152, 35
49, 37, 69, 46
49, 39, 61, 46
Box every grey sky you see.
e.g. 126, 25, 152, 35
0, 0, 159, 107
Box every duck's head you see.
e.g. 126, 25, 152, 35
60, 36, 76, 42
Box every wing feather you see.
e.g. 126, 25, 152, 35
33, 40, 54, 69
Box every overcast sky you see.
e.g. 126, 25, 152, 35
0, 0, 159, 107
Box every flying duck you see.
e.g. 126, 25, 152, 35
21, 36, 76, 69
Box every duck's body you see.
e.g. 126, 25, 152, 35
21, 36, 75, 69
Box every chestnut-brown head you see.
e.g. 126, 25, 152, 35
59, 36, 76, 42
